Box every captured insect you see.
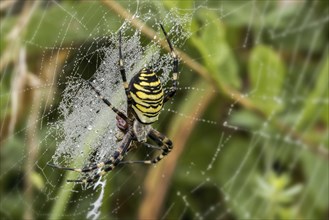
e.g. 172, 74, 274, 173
48, 24, 178, 184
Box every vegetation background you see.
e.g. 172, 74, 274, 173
1, 1, 328, 220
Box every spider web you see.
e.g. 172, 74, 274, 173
0, 1, 328, 220
49, 6, 191, 186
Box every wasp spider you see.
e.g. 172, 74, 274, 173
48, 24, 178, 183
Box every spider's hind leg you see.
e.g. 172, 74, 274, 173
65, 132, 134, 183
120, 128, 173, 165
47, 153, 116, 174
148, 129, 173, 164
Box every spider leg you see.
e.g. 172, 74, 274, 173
118, 30, 132, 107
66, 132, 134, 183
87, 81, 127, 120
47, 137, 136, 173
47, 148, 119, 173
141, 142, 162, 150
119, 128, 173, 165
160, 24, 179, 104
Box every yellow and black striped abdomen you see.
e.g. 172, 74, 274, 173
129, 69, 164, 124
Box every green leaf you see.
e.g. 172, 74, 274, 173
248, 45, 285, 115
190, 9, 241, 90
0, 81, 11, 120
300, 150, 329, 216
256, 172, 302, 204
229, 110, 263, 130
30, 171, 45, 191
163, 0, 193, 10
296, 55, 329, 130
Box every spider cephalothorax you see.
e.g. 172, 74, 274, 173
48, 24, 178, 184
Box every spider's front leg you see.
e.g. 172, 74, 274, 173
87, 80, 128, 121
160, 24, 179, 104
118, 30, 132, 107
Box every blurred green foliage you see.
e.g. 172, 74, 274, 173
1, 1, 328, 220
249, 45, 285, 114
191, 9, 241, 90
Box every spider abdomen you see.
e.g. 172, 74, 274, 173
129, 68, 164, 124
